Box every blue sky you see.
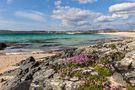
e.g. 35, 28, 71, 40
0, 0, 135, 31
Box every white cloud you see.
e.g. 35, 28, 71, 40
55, 0, 62, 8
97, 2, 135, 22
96, 16, 114, 22
77, 0, 97, 4
6, 0, 15, 4
52, 6, 101, 29
109, 2, 135, 12
14, 10, 46, 22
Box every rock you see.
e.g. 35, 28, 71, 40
1, 57, 40, 90
21, 67, 40, 81
129, 79, 135, 86
112, 72, 126, 85
114, 50, 135, 85
53, 73, 61, 79
90, 71, 98, 76
30, 68, 55, 90
16, 56, 36, 67
114, 51, 135, 71
0, 78, 5, 83
70, 77, 79, 82
43, 79, 80, 90
65, 80, 81, 90
44, 79, 65, 90
82, 70, 92, 74
61, 48, 76, 58
82, 68, 98, 76
12, 80, 31, 90
64, 76, 70, 80
52, 59, 66, 65
33, 69, 55, 81
0, 68, 19, 76
65, 81, 76, 90
0, 43, 7, 50
125, 71, 135, 78
15, 57, 39, 79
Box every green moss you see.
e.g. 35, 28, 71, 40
67, 63, 77, 68
95, 66, 111, 77
111, 51, 125, 61
74, 71, 83, 78
98, 57, 109, 65
79, 83, 103, 90
50, 64, 62, 72
79, 74, 104, 90
109, 44, 117, 50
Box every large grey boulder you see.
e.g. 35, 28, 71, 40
114, 51, 135, 85
43, 79, 81, 90
115, 51, 135, 71
1, 57, 40, 90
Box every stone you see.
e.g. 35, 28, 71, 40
114, 51, 135, 71
65, 81, 79, 90
33, 69, 55, 82
82, 68, 98, 76
70, 77, 79, 82
43, 69, 55, 78
125, 71, 135, 78
114, 50, 135, 85
53, 73, 61, 79
0, 43, 7, 50
1, 57, 40, 90
90, 71, 98, 76
44, 79, 65, 90
64, 76, 70, 80
16, 56, 36, 67
82, 70, 92, 74
112, 72, 126, 85
130, 80, 135, 86
13, 80, 32, 90
0, 78, 5, 83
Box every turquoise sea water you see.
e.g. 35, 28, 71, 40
0, 34, 118, 52
0, 34, 116, 43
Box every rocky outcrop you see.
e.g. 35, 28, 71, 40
1, 57, 40, 90
1, 38, 135, 90
114, 51, 135, 86
0, 43, 7, 50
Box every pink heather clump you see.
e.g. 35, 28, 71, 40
67, 54, 89, 64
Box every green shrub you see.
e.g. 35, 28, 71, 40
111, 51, 125, 61
95, 66, 111, 78
109, 44, 117, 50
79, 75, 103, 90
98, 57, 109, 65
79, 83, 103, 90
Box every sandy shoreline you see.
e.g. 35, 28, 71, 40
1, 32, 135, 89
99, 32, 135, 38
1, 32, 135, 74
0, 52, 55, 74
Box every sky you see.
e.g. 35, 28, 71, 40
0, 0, 135, 31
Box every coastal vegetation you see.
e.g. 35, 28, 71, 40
0, 37, 135, 90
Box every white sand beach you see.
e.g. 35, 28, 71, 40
0, 52, 55, 74
99, 32, 135, 38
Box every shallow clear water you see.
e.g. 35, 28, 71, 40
0, 34, 116, 43
0, 33, 118, 52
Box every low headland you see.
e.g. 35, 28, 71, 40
0, 31, 135, 90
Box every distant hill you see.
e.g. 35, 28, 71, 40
0, 29, 123, 34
